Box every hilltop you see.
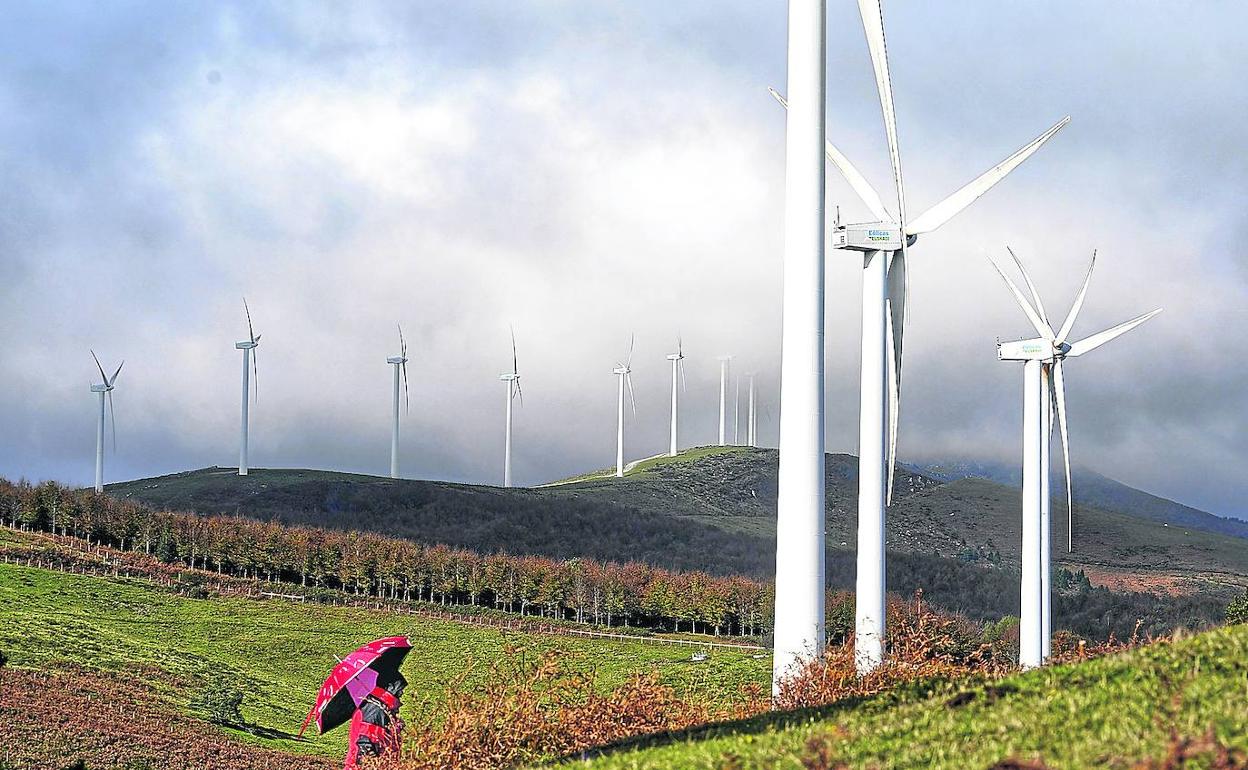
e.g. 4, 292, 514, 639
916, 458, 1248, 540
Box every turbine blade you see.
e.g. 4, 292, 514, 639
510, 324, 519, 375
1005, 246, 1049, 328
679, 358, 687, 393
515, 379, 524, 407
1056, 250, 1096, 344
90, 350, 108, 385
907, 116, 1070, 236
626, 334, 635, 369
107, 390, 117, 453
110, 360, 125, 386
1066, 309, 1161, 358
626, 373, 637, 418
988, 255, 1054, 340
398, 324, 406, 359
1052, 360, 1073, 553
884, 308, 899, 506
857, 0, 907, 236
250, 347, 259, 402
402, 361, 410, 414
884, 251, 906, 506
244, 297, 256, 344
769, 86, 895, 224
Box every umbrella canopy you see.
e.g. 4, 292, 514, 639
299, 636, 411, 736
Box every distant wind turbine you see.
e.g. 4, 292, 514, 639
666, 337, 686, 457
717, 356, 732, 446
235, 299, 261, 476
500, 327, 522, 488
747, 373, 758, 448
89, 350, 124, 493
386, 325, 410, 479
734, 374, 741, 446
991, 248, 1160, 669
613, 335, 637, 477
770, 0, 1067, 675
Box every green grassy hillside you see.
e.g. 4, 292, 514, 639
575, 623, 1248, 769
0, 560, 770, 759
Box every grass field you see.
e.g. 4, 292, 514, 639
0, 561, 771, 759
575, 623, 1248, 769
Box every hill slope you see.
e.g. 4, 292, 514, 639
0, 554, 768, 765
578, 623, 1248, 769
916, 458, 1248, 539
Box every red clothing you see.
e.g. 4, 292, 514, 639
344, 689, 403, 769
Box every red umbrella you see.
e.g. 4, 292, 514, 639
299, 636, 411, 737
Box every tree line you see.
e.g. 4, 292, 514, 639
0, 479, 772, 636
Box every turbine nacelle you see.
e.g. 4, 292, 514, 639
612, 366, 630, 376
996, 337, 1068, 362
90, 383, 111, 393
500, 373, 520, 381
235, 340, 258, 350
387, 356, 407, 365
831, 221, 906, 252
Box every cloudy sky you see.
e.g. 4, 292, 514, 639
2, 1, 1245, 518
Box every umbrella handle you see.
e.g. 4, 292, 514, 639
298, 704, 317, 738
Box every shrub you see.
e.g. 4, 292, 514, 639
189, 674, 245, 725
0, 648, 8, 667
1226, 590, 1248, 625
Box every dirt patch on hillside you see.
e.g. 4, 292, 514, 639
0, 665, 333, 770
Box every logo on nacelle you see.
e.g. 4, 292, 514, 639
868, 230, 891, 241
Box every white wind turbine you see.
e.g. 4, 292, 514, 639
771, 0, 1069, 674
771, 0, 827, 692
500, 327, 522, 488
386, 325, 410, 479
991, 248, 1160, 669
235, 299, 261, 476
89, 351, 124, 493
746, 373, 758, 448
666, 337, 687, 457
613, 335, 638, 477
717, 356, 732, 446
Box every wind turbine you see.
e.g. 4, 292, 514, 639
386, 325, 410, 479
89, 351, 123, 493
235, 299, 261, 477
717, 356, 732, 446
734, 373, 742, 446
771, 0, 827, 692
747, 373, 758, 448
500, 327, 522, 488
666, 337, 687, 457
770, 0, 1068, 675
991, 248, 1160, 669
613, 335, 637, 477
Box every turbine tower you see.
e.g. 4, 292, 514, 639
235, 299, 261, 477
500, 327, 522, 487
747, 373, 758, 448
991, 248, 1160, 669
771, 0, 1068, 674
717, 356, 732, 446
613, 335, 637, 477
89, 351, 123, 493
386, 325, 410, 479
666, 337, 686, 457
771, 0, 827, 692
734, 373, 741, 446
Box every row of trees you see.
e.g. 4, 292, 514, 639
0, 479, 772, 636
